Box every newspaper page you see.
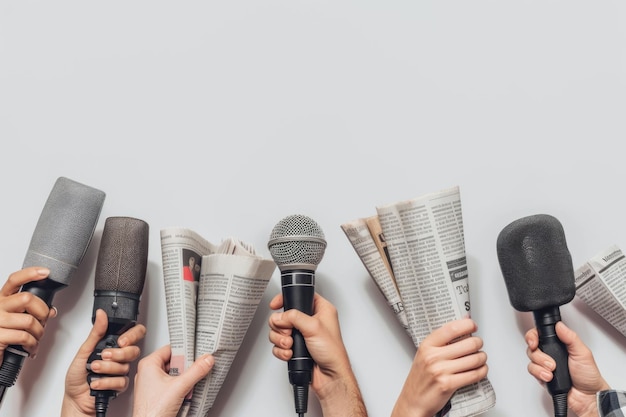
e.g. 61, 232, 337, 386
343, 186, 495, 417
340, 216, 409, 332
160, 228, 218, 417
376, 186, 494, 417
575, 245, 626, 337
188, 238, 276, 417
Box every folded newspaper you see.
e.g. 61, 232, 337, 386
160, 228, 276, 417
341, 186, 496, 417
575, 244, 626, 337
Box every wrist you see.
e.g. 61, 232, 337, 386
315, 371, 367, 417
60, 394, 92, 417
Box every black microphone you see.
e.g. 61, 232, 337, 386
268, 214, 327, 417
496, 214, 575, 417
87, 216, 149, 417
0, 177, 105, 405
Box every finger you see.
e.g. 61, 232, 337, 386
1, 292, 50, 323
268, 312, 295, 335
101, 345, 141, 364
439, 336, 484, 360
117, 324, 147, 348
0, 328, 39, 352
527, 361, 554, 383
1, 267, 50, 297
138, 344, 171, 372
272, 345, 293, 361
176, 354, 214, 393
75, 309, 108, 358
423, 319, 478, 348
268, 327, 293, 350
447, 363, 489, 389
443, 351, 488, 375
89, 359, 131, 377
269, 293, 283, 310
89, 375, 130, 393
525, 345, 555, 371
277, 309, 320, 339
525, 327, 539, 350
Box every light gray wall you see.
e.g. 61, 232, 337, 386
1, 2, 625, 416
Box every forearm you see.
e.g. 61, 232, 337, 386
316, 371, 368, 417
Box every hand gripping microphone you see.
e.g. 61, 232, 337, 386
87, 216, 149, 417
0, 177, 105, 405
268, 214, 327, 417
496, 214, 575, 417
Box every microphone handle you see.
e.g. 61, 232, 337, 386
533, 306, 572, 417
0, 279, 67, 397
281, 269, 315, 416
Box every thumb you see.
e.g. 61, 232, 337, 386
175, 354, 215, 393
555, 322, 586, 356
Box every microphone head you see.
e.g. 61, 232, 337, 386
268, 214, 327, 271
496, 214, 576, 312
95, 217, 149, 295
22, 177, 106, 286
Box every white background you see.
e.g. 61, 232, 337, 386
1, 1, 626, 417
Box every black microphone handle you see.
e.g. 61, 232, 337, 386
0, 279, 67, 397
87, 291, 142, 417
281, 269, 315, 416
533, 306, 572, 417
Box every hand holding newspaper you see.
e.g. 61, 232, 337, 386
160, 229, 275, 417
341, 186, 495, 417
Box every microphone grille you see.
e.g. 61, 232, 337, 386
496, 214, 576, 312
23, 177, 106, 286
268, 214, 327, 269
95, 217, 149, 295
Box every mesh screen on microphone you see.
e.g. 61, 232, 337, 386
268, 214, 327, 269
22, 177, 106, 286
496, 214, 576, 312
95, 217, 149, 295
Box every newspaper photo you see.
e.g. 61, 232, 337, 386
341, 186, 496, 417
575, 244, 626, 337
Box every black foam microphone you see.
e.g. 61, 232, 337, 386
87, 216, 149, 417
0, 177, 105, 404
268, 214, 327, 417
496, 214, 575, 417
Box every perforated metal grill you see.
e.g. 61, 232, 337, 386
268, 214, 326, 267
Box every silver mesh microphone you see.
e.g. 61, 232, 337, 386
268, 214, 326, 417
0, 176, 106, 404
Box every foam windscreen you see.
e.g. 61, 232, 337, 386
496, 214, 576, 312
22, 177, 106, 286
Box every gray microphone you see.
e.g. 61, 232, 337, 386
87, 216, 149, 417
268, 214, 326, 417
0, 177, 106, 403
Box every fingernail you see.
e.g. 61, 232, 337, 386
117, 337, 127, 347
36, 268, 50, 277
540, 370, 552, 381
101, 351, 112, 360
203, 355, 214, 366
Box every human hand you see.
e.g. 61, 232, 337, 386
526, 321, 609, 417
391, 318, 488, 417
132, 344, 214, 417
61, 309, 146, 417
268, 293, 367, 417
0, 267, 57, 362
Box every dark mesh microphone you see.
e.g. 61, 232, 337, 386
87, 216, 149, 417
268, 214, 326, 417
0, 177, 106, 404
496, 214, 575, 417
